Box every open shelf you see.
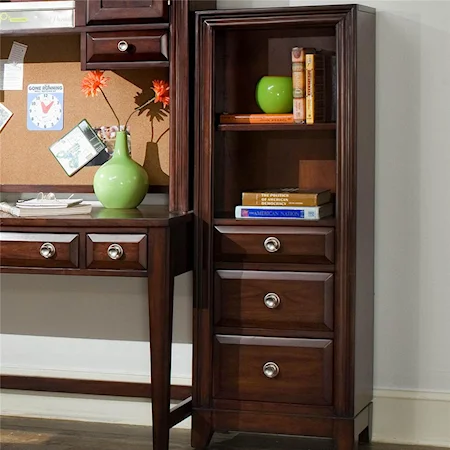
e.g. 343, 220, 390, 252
217, 123, 336, 132
214, 215, 336, 227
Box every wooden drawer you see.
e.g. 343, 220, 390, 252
85, 30, 168, 66
86, 234, 147, 270
215, 226, 334, 264
214, 335, 333, 405
214, 270, 334, 331
82, 0, 168, 25
0, 232, 78, 268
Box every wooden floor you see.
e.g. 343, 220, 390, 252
0, 416, 447, 450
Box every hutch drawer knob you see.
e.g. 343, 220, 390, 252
40, 242, 56, 259
117, 40, 129, 52
263, 293, 280, 309
263, 236, 281, 253
107, 244, 124, 260
262, 362, 279, 379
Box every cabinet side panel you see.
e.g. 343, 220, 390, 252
354, 9, 376, 415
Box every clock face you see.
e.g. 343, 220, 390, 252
27, 84, 64, 131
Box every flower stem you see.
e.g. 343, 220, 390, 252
151, 117, 154, 142
125, 96, 155, 129
99, 87, 120, 128
156, 127, 169, 144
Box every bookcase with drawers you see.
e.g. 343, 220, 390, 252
193, 4, 375, 449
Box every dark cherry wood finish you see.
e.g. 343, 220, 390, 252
215, 226, 335, 264
0, 232, 79, 268
193, 5, 375, 450
214, 270, 334, 331
0, 375, 191, 400
86, 233, 147, 270
0, 208, 193, 450
213, 335, 333, 405
1, 1, 217, 449
81, 0, 168, 25
84, 29, 169, 68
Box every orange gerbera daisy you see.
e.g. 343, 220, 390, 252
152, 80, 170, 107
81, 70, 109, 97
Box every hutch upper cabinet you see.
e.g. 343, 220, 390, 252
193, 4, 375, 450
80, 0, 168, 25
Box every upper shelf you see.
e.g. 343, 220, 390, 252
217, 123, 336, 132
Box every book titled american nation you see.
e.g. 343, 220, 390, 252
235, 203, 333, 220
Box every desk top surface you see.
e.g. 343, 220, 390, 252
0, 205, 192, 228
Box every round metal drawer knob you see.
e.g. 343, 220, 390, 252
263, 362, 280, 379
117, 40, 129, 52
263, 293, 280, 309
107, 244, 124, 260
40, 242, 56, 259
263, 236, 281, 253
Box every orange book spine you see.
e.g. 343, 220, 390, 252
219, 114, 294, 124
292, 47, 306, 124
305, 53, 315, 124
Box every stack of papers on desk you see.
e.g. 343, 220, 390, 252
0, 200, 92, 217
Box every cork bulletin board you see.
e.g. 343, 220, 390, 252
0, 35, 170, 189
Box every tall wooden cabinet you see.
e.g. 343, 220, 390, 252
192, 5, 375, 449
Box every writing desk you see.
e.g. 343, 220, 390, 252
0, 205, 193, 450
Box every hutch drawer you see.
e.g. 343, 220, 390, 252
86, 233, 147, 270
85, 30, 169, 66
213, 335, 333, 406
214, 226, 335, 264
81, 0, 168, 25
214, 270, 334, 331
0, 232, 79, 268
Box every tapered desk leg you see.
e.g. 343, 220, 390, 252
148, 227, 174, 450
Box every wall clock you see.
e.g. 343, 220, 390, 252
27, 84, 64, 131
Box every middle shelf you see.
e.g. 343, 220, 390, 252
217, 123, 337, 132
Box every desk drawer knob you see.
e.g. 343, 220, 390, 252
107, 244, 124, 260
263, 362, 279, 379
264, 236, 281, 253
40, 242, 56, 259
263, 293, 280, 309
117, 40, 129, 52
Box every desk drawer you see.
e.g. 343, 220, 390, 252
214, 335, 333, 405
215, 270, 334, 331
0, 232, 78, 268
215, 226, 334, 264
86, 234, 147, 270
85, 30, 168, 65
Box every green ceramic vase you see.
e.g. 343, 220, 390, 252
255, 76, 293, 114
93, 131, 149, 209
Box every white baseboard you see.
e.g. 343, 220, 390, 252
372, 389, 450, 447
1, 388, 449, 444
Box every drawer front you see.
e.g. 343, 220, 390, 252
215, 226, 334, 264
86, 30, 168, 64
214, 335, 333, 405
86, 234, 147, 270
0, 232, 79, 268
215, 270, 334, 331
85, 0, 168, 24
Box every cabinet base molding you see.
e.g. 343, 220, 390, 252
192, 403, 372, 450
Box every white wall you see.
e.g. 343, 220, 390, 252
1, 0, 450, 446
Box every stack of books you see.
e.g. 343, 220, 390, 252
235, 188, 333, 220
0, 197, 92, 217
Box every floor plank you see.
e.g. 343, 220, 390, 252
0, 416, 447, 450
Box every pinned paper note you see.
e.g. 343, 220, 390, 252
8, 41, 28, 64
0, 42, 27, 91
0, 60, 23, 90
0, 103, 13, 132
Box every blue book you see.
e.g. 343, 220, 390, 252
235, 203, 333, 220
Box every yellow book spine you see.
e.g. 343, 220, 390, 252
305, 54, 315, 125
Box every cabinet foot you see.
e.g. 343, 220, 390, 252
191, 411, 213, 449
